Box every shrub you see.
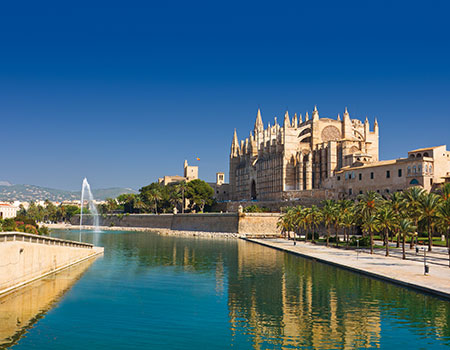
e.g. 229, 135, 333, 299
329, 235, 340, 243
38, 226, 50, 235
349, 235, 371, 247
244, 205, 270, 213
306, 232, 319, 240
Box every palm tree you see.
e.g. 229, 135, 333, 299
403, 186, 426, 248
306, 205, 322, 244
356, 191, 382, 219
420, 192, 442, 252
339, 200, 354, 246
321, 200, 336, 247
388, 192, 405, 247
278, 207, 296, 239
397, 219, 417, 260
133, 196, 147, 213
437, 183, 450, 201
361, 215, 378, 254
293, 205, 306, 242
147, 188, 162, 214
341, 210, 355, 247
356, 191, 382, 254
176, 181, 188, 213
375, 204, 397, 256
437, 199, 450, 265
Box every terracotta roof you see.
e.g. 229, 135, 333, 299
408, 145, 445, 153
337, 160, 397, 173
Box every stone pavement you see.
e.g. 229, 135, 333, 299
246, 238, 450, 299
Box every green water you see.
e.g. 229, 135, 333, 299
2, 230, 449, 349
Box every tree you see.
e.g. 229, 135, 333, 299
278, 207, 296, 239
185, 179, 214, 213
375, 203, 397, 256
388, 192, 405, 247
338, 200, 355, 246
321, 200, 336, 247
140, 183, 163, 214
403, 186, 426, 249
176, 181, 188, 213
420, 192, 442, 252
437, 199, 450, 267
356, 191, 383, 254
117, 193, 136, 213
305, 205, 322, 244
397, 219, 417, 260
356, 191, 382, 220
361, 215, 378, 254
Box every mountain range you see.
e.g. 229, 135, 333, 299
0, 183, 137, 202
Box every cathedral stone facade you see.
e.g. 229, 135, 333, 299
229, 107, 379, 201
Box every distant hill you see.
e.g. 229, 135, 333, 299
0, 183, 137, 202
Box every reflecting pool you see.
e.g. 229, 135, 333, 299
2, 230, 449, 349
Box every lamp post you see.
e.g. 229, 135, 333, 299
419, 247, 429, 275
357, 238, 359, 260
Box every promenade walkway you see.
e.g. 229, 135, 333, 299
246, 238, 450, 299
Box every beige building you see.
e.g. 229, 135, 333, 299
158, 160, 199, 186
208, 172, 230, 202
158, 161, 230, 201
229, 107, 450, 202
324, 145, 450, 199
230, 107, 379, 201
0, 203, 19, 219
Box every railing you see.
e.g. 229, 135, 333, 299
0, 232, 93, 249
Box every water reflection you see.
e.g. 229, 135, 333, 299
227, 240, 449, 349
0, 257, 98, 349
7, 230, 448, 350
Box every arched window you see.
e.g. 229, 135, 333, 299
413, 166, 416, 173
429, 165, 433, 174
410, 154, 415, 158
418, 165, 421, 173
407, 166, 411, 174
423, 152, 429, 157
416, 153, 422, 158
410, 179, 419, 185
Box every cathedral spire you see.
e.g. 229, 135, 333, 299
312, 105, 319, 121
299, 113, 303, 124
305, 111, 309, 121
343, 107, 350, 120
292, 113, 298, 128
233, 128, 239, 146
254, 108, 263, 130
337, 113, 341, 121
283, 111, 291, 127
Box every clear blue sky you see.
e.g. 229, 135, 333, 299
1, 0, 449, 191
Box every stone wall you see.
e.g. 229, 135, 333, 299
238, 213, 280, 235
225, 197, 323, 212
171, 213, 239, 233
71, 213, 281, 235
77, 214, 173, 229
0, 232, 103, 296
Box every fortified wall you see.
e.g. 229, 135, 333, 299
0, 232, 103, 296
71, 213, 281, 236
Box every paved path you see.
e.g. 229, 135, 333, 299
246, 238, 450, 300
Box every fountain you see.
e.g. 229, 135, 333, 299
80, 178, 100, 233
